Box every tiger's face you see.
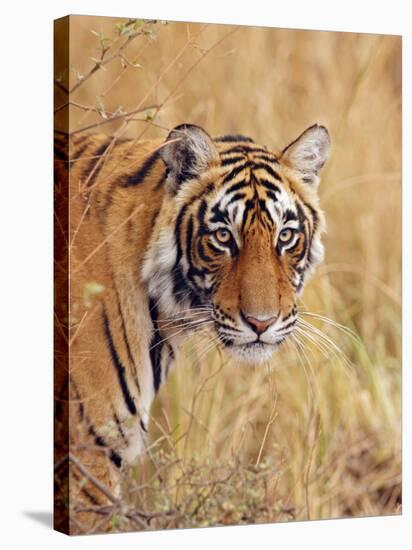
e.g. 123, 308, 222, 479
143, 124, 330, 363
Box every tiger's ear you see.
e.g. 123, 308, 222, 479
280, 124, 331, 186
159, 124, 219, 193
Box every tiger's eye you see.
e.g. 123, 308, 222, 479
278, 228, 295, 243
215, 228, 232, 244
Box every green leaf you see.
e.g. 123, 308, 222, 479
110, 514, 120, 531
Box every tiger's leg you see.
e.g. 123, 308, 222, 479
69, 449, 120, 534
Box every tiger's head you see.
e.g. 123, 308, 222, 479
142, 123, 330, 363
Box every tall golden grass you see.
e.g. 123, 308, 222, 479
61, 16, 401, 528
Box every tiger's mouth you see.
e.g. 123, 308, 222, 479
181, 308, 296, 363
221, 339, 285, 363
215, 322, 293, 363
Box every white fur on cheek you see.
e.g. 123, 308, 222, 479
141, 227, 181, 317
300, 235, 324, 288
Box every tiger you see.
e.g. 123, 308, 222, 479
54, 122, 330, 532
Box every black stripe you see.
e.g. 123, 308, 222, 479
214, 134, 254, 143
69, 378, 84, 422
282, 309, 295, 322
257, 177, 281, 194
90, 428, 123, 469
293, 202, 310, 262
187, 216, 208, 290
224, 144, 268, 154
241, 198, 256, 232
196, 239, 213, 265
226, 192, 247, 206
209, 201, 231, 224
266, 191, 279, 202
208, 241, 225, 256
172, 205, 189, 304
220, 154, 246, 166
113, 280, 141, 394
186, 215, 194, 262
252, 153, 279, 163
258, 198, 275, 224
284, 208, 299, 222
187, 216, 207, 284
70, 142, 91, 163
294, 196, 319, 266
54, 140, 89, 162
278, 319, 297, 332
102, 309, 137, 416
222, 163, 249, 184
112, 408, 129, 444
253, 162, 282, 181
72, 134, 90, 149
171, 202, 204, 306
225, 179, 250, 195
122, 149, 161, 187
148, 299, 163, 392
83, 487, 100, 505
69, 134, 91, 162
198, 199, 208, 227
221, 337, 234, 346
303, 201, 319, 231
217, 321, 242, 333
109, 449, 122, 468
71, 469, 101, 505
171, 266, 186, 303
174, 148, 198, 185
174, 203, 188, 263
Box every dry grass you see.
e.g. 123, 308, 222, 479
58, 17, 401, 531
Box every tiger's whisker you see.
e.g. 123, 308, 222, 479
289, 333, 317, 400
191, 334, 225, 365
298, 318, 348, 357
149, 321, 215, 352
297, 318, 353, 370
152, 314, 213, 331
299, 310, 361, 344
294, 325, 331, 359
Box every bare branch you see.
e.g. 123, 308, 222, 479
69, 453, 119, 505
69, 103, 160, 136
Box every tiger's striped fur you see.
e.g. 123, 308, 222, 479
54, 123, 330, 531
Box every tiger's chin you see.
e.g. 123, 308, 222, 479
223, 340, 284, 364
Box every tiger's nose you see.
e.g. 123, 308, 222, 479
243, 313, 278, 335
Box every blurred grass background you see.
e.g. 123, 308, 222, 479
59, 16, 401, 527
